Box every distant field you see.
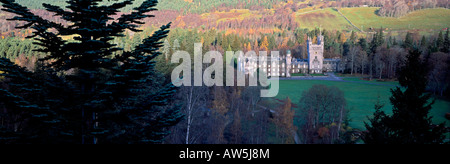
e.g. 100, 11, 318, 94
295, 8, 351, 31
201, 9, 261, 25
295, 7, 450, 32
275, 80, 450, 131
340, 7, 450, 31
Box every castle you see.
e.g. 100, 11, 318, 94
239, 34, 343, 77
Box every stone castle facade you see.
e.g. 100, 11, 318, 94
239, 34, 343, 77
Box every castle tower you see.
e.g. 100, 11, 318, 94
307, 34, 324, 74
286, 50, 292, 77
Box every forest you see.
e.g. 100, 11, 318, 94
0, 0, 449, 144
12, 0, 450, 15
159, 27, 450, 144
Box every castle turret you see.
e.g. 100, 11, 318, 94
317, 34, 324, 45
286, 50, 292, 77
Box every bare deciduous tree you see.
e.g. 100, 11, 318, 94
428, 52, 449, 96
355, 46, 368, 75
299, 85, 347, 144
167, 85, 209, 144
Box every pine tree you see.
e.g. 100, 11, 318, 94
437, 30, 444, 50
363, 97, 390, 144
0, 0, 183, 144
350, 31, 357, 44
420, 35, 427, 48
358, 38, 369, 54
393, 37, 398, 46
368, 28, 384, 79
370, 28, 385, 54
0, 57, 72, 143
364, 49, 446, 144
231, 35, 241, 51
403, 32, 414, 49
268, 35, 276, 50
443, 28, 449, 53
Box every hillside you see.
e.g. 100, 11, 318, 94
340, 7, 450, 32
295, 8, 351, 31
4, 0, 449, 36
13, 0, 285, 13
295, 7, 450, 32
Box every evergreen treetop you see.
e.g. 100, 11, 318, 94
0, 0, 183, 144
364, 49, 446, 144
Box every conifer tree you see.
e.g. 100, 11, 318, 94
420, 35, 427, 48
443, 28, 449, 53
349, 31, 357, 44
0, 0, 183, 144
364, 49, 446, 144
369, 28, 384, 79
403, 32, 414, 49
437, 30, 444, 50
393, 37, 398, 46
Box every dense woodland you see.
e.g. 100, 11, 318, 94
12, 0, 450, 14
2, 0, 449, 36
2, 22, 449, 144
0, 0, 449, 144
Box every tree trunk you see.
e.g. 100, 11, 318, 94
370, 61, 373, 80
337, 106, 344, 141
185, 86, 193, 144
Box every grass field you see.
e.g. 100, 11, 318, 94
291, 73, 306, 76
295, 8, 351, 31
295, 7, 450, 32
275, 80, 450, 131
201, 9, 262, 25
342, 77, 400, 86
291, 73, 326, 76
340, 7, 450, 31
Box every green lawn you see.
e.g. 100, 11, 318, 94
310, 73, 326, 76
275, 80, 450, 131
342, 77, 400, 86
291, 73, 326, 76
291, 73, 306, 76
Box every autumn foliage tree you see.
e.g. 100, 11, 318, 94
271, 97, 297, 144
260, 36, 269, 52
